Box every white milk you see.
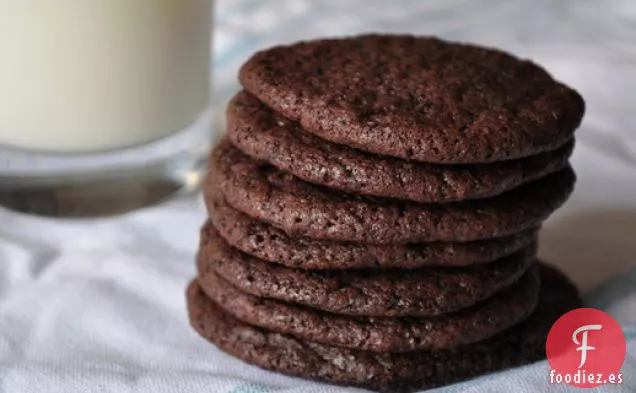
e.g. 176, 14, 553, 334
0, 0, 211, 152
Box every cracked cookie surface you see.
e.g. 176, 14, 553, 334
206, 197, 539, 269
207, 139, 575, 243
239, 34, 584, 164
227, 90, 575, 202
198, 226, 536, 317
187, 264, 581, 392
196, 265, 539, 352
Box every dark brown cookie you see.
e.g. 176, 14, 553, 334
198, 226, 536, 317
187, 263, 581, 392
239, 34, 585, 164
196, 265, 539, 352
208, 139, 575, 243
207, 197, 539, 269
227, 90, 575, 202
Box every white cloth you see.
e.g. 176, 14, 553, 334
1, 1, 636, 392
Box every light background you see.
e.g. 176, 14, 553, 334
0, 1, 635, 392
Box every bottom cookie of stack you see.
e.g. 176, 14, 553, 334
187, 263, 581, 393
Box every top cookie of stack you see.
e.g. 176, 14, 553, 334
192, 34, 585, 392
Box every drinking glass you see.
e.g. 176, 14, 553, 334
0, 0, 213, 217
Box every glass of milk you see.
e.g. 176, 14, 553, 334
0, 0, 213, 216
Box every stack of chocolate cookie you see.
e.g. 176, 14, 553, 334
188, 35, 585, 392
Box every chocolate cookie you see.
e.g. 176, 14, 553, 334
208, 140, 575, 243
227, 90, 575, 202
239, 34, 585, 164
198, 226, 536, 317
187, 264, 581, 392
206, 197, 539, 269
196, 265, 539, 352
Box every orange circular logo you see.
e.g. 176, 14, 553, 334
546, 308, 626, 388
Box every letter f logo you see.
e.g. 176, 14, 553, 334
547, 308, 626, 388
572, 324, 602, 368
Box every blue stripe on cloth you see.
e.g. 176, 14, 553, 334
228, 384, 269, 393
584, 266, 636, 312
624, 326, 636, 341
